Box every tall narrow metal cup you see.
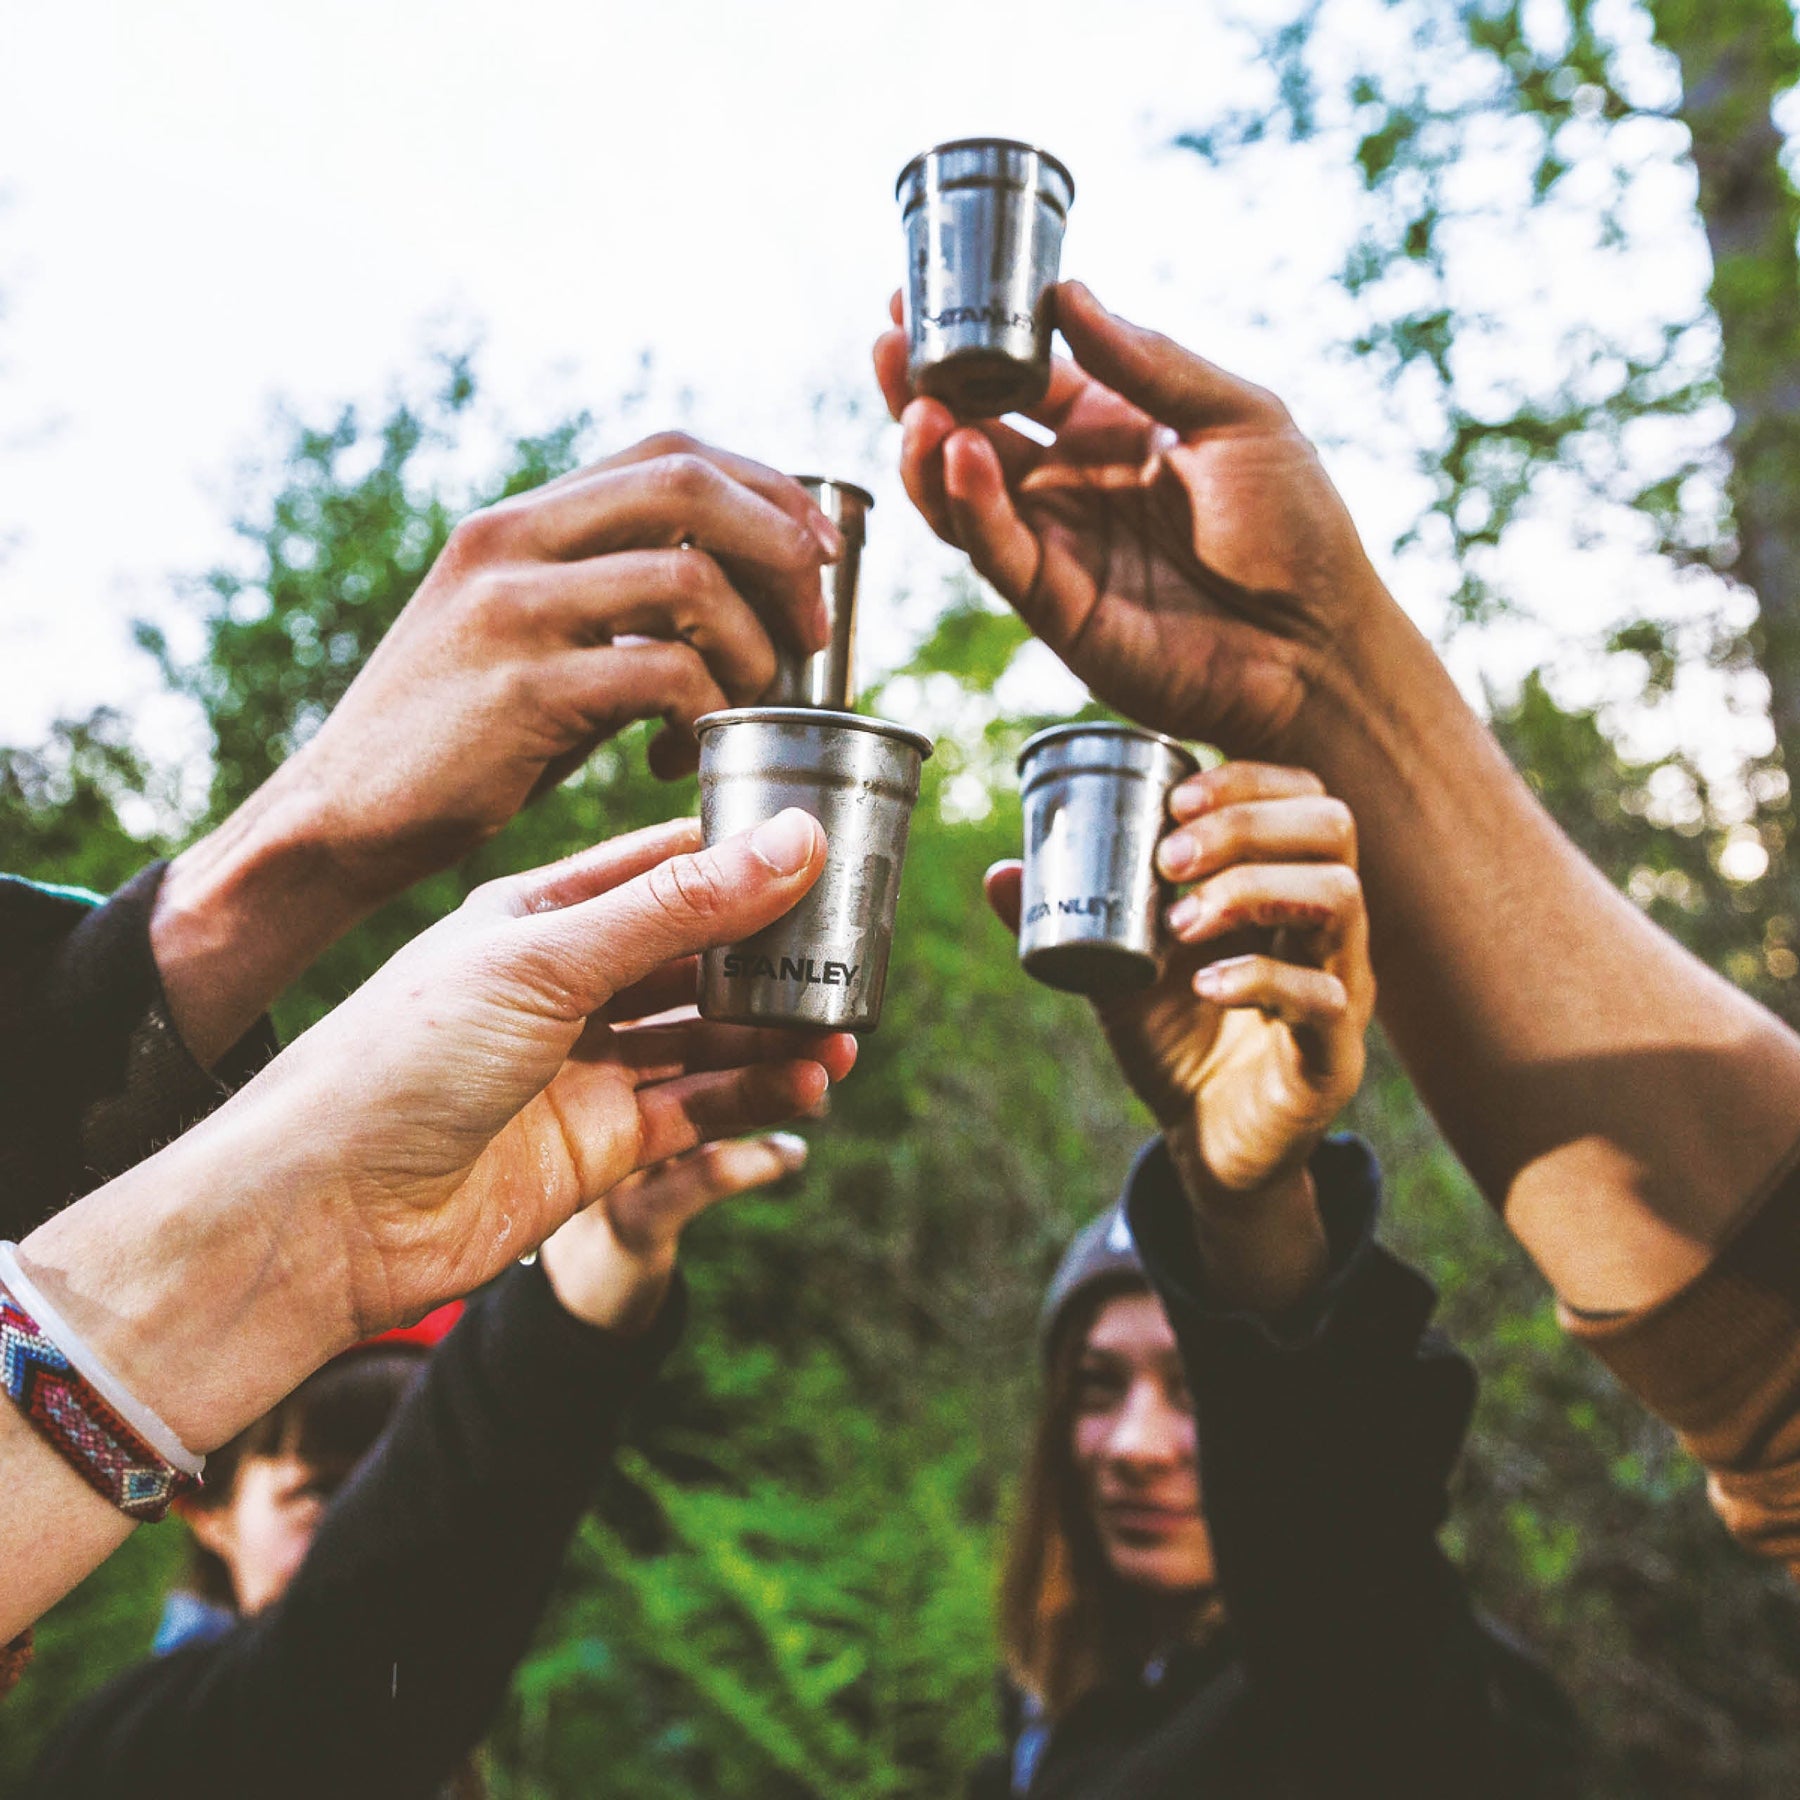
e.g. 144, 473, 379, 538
1016, 723, 1199, 996
698, 708, 933, 1032
767, 477, 872, 709
896, 138, 1074, 418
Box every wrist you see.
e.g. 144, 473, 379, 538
15, 1102, 357, 1453
539, 1228, 674, 1338
154, 766, 384, 1066
1165, 1124, 1330, 1315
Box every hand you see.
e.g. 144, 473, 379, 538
2, 816, 850, 1632
540, 1130, 809, 1334
235, 809, 855, 1340
987, 759, 1372, 1195
875, 285, 1386, 759
285, 430, 843, 857
152, 433, 845, 1064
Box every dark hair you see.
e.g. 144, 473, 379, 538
180, 1348, 425, 1609
999, 1276, 1223, 1717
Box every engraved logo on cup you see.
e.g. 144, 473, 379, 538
1022, 895, 1126, 927
721, 953, 862, 989
924, 302, 1035, 333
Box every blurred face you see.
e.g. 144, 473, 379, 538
188, 1453, 336, 1615
1071, 1291, 1215, 1594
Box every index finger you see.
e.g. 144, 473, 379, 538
546, 433, 845, 561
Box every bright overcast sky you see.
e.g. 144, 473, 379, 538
0, 0, 1748, 779
0, 0, 1382, 750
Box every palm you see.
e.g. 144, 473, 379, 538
1099, 943, 1349, 1195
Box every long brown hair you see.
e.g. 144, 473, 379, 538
999, 1277, 1223, 1717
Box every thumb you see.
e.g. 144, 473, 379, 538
524, 809, 826, 1017
983, 860, 1024, 935
1054, 282, 1286, 436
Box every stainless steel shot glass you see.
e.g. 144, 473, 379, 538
896, 137, 1074, 418
697, 708, 933, 1032
766, 477, 872, 710
1016, 723, 1199, 996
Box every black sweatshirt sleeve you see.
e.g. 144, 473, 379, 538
0, 865, 278, 1238
26, 1260, 685, 1800
1124, 1134, 1578, 1798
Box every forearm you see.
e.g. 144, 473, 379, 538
0, 1111, 352, 1640
151, 765, 383, 1069
1290, 585, 1800, 1310
1163, 1124, 1328, 1316
154, 1268, 681, 1793
1129, 1140, 1522, 1788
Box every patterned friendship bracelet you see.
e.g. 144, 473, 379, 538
0, 1244, 202, 1523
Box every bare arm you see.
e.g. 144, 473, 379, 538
882, 282, 1800, 1313
1, 812, 853, 1638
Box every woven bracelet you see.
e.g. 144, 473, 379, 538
0, 1246, 202, 1523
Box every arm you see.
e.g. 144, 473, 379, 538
1, 813, 852, 1639
146, 435, 843, 1071
1127, 1137, 1579, 1796
994, 765, 1576, 1786
0, 868, 276, 1241
25, 1134, 808, 1795
880, 283, 1800, 1317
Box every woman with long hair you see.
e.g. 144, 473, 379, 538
972, 759, 1582, 1798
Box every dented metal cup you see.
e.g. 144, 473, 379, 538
697, 708, 933, 1031
767, 477, 872, 709
896, 137, 1074, 417
1016, 723, 1199, 996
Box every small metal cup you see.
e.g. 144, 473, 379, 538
1016, 723, 1199, 996
698, 708, 933, 1032
896, 137, 1074, 418
767, 477, 872, 709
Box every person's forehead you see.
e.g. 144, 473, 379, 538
1084, 1290, 1177, 1358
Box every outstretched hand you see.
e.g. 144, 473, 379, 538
541, 1130, 810, 1334
241, 810, 855, 1339
876, 285, 1384, 759
985, 761, 1372, 1201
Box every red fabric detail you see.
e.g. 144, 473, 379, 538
360, 1299, 465, 1353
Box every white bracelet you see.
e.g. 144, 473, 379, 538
0, 1241, 205, 1479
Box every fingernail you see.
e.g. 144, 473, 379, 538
1148, 425, 1180, 457
1192, 963, 1228, 995
1170, 777, 1207, 817
749, 808, 819, 876
766, 1131, 809, 1170
1159, 831, 1199, 880
811, 512, 845, 559
1167, 893, 1203, 934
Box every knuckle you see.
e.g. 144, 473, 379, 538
656, 451, 719, 508
446, 503, 513, 564
1322, 862, 1363, 908
637, 429, 702, 460
646, 850, 731, 925
465, 564, 538, 627
666, 544, 721, 605
1321, 799, 1356, 859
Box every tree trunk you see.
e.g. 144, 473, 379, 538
1649, 1, 1800, 758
